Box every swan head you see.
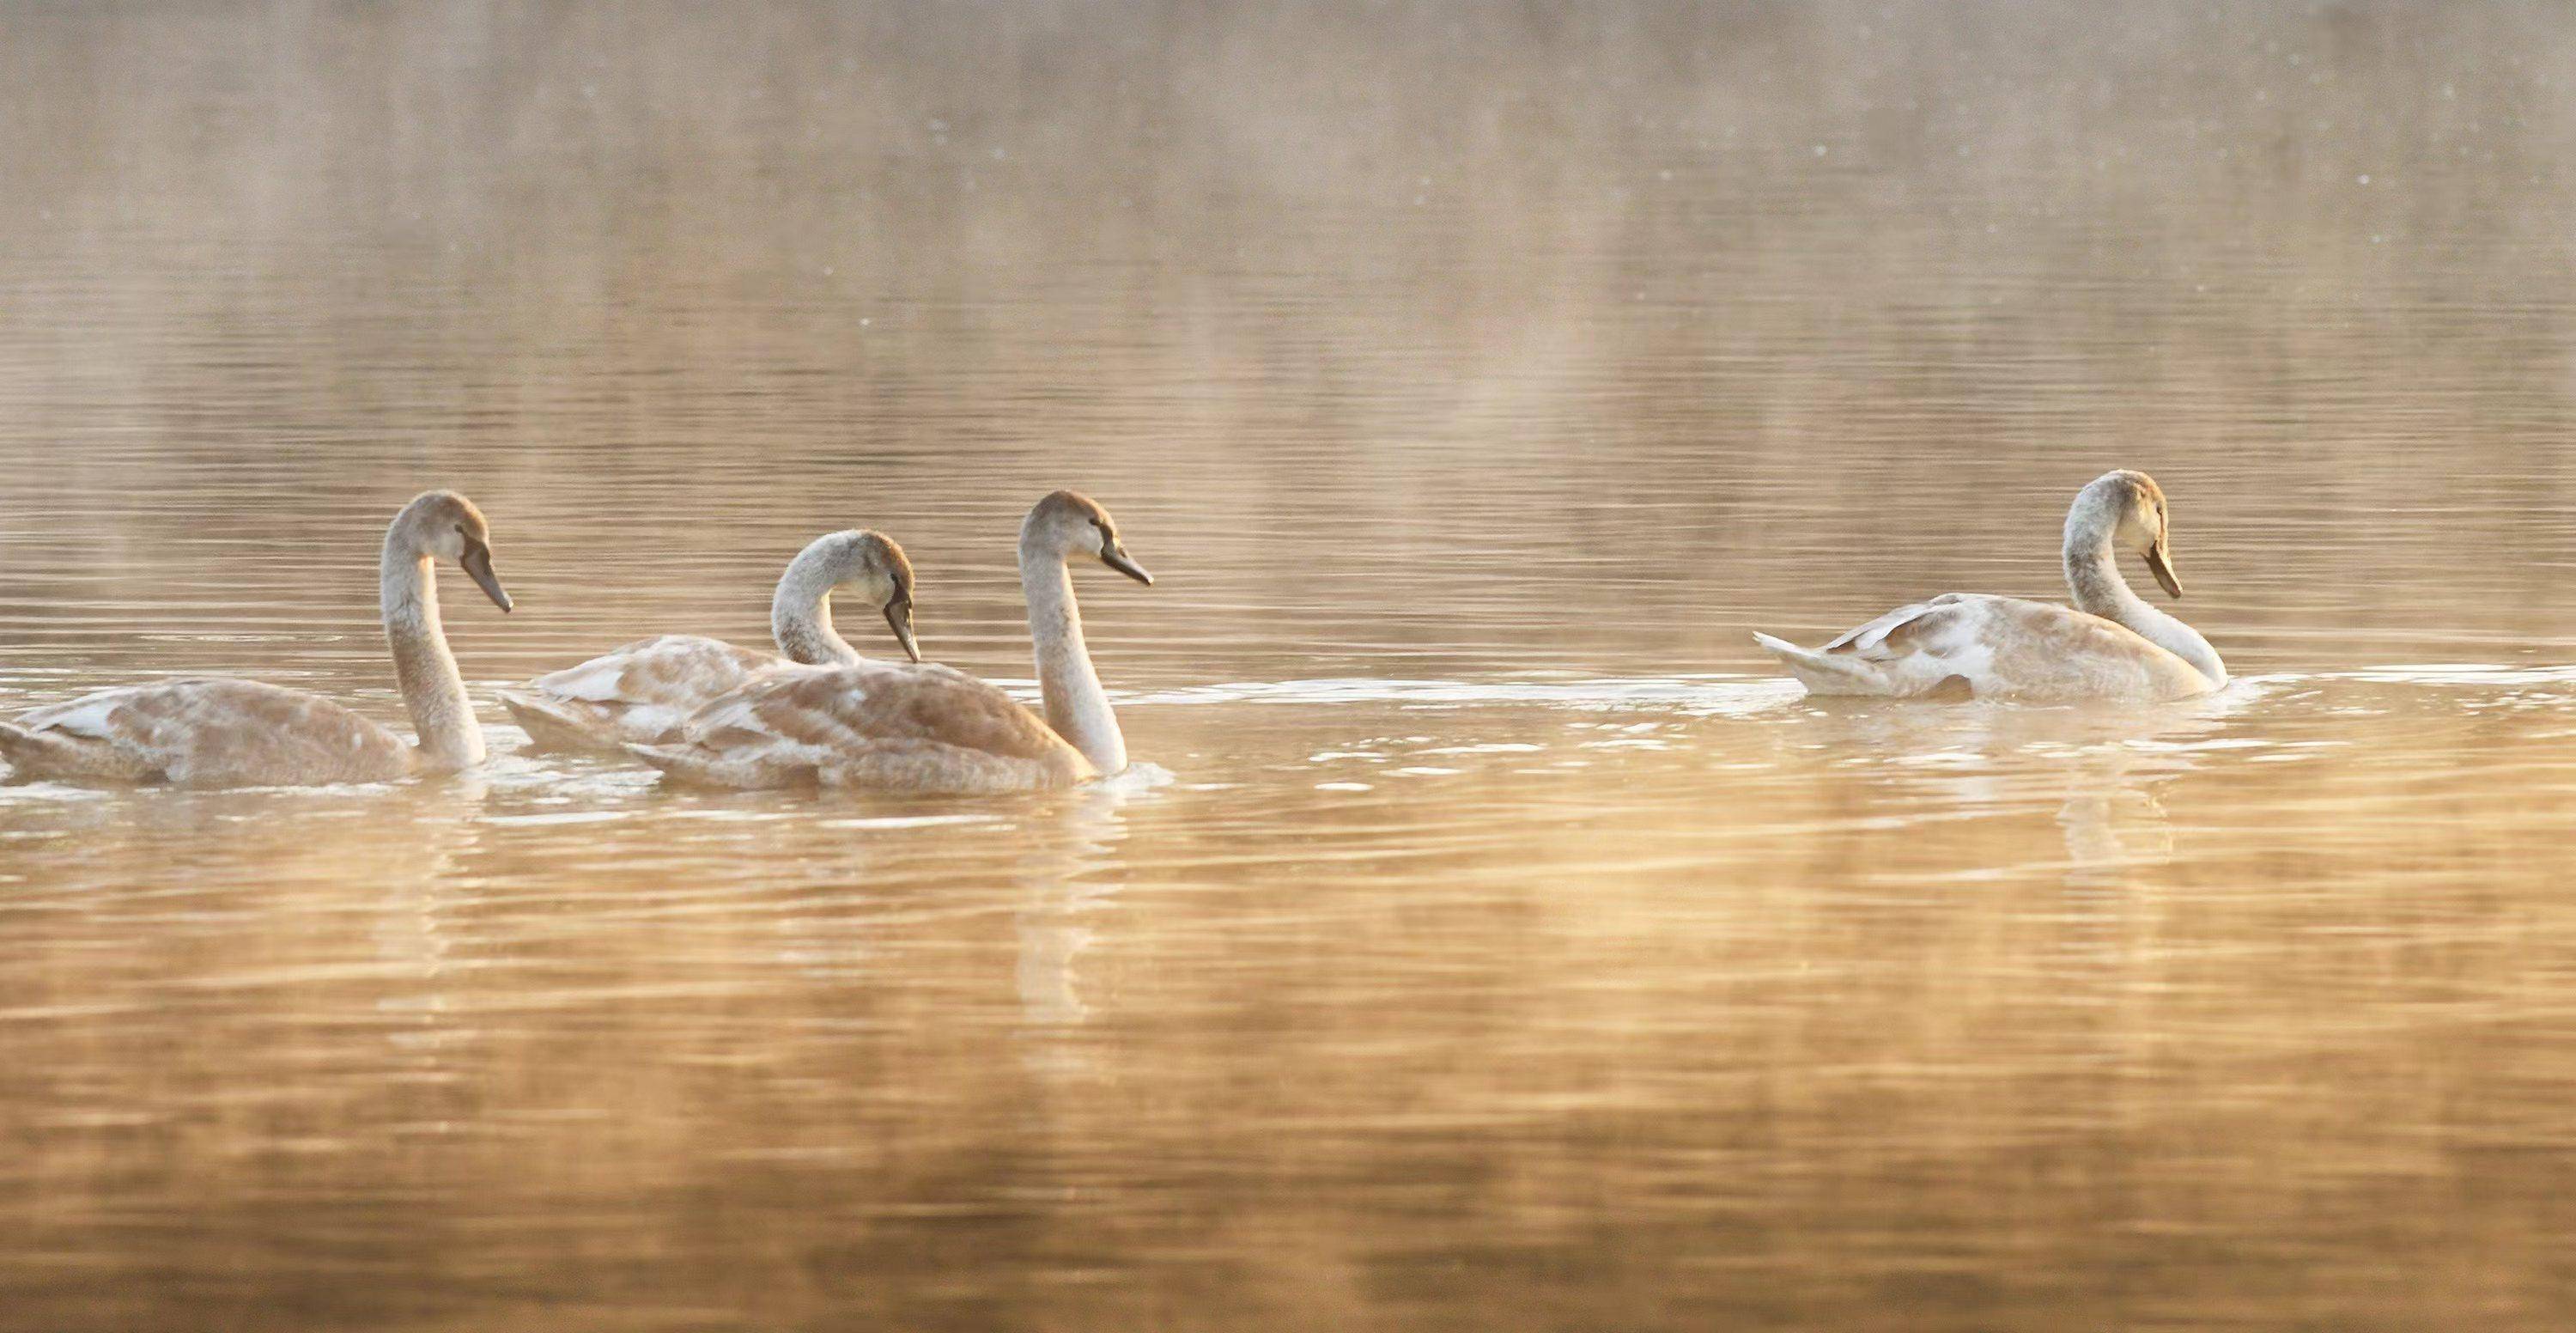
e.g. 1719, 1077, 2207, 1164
799, 529, 920, 663
392, 490, 513, 612
1024, 490, 1153, 587
2075, 470, 2182, 599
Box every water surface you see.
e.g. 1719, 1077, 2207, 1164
6, 3, 2576, 1329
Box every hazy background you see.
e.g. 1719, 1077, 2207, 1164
5, 3, 2576, 1330
4, 0, 2575, 684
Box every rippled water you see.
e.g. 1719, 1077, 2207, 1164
7, 3, 2576, 1329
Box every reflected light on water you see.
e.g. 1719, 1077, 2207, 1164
6, 2, 2576, 1330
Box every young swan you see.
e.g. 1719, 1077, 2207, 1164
497, 529, 920, 751
627, 490, 1154, 794
1754, 470, 2227, 703
0, 490, 514, 787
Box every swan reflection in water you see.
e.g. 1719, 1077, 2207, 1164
1792, 683, 2263, 892
1013, 776, 1151, 1078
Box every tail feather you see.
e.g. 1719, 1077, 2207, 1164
623, 740, 767, 788
623, 740, 690, 774
0, 721, 40, 776
497, 691, 619, 752
1752, 631, 1888, 696
0, 720, 153, 781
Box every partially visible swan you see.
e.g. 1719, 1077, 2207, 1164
0, 490, 514, 787
1754, 469, 2227, 703
628, 490, 1154, 793
496, 529, 919, 751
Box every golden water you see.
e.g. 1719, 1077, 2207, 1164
6, 3, 2576, 1329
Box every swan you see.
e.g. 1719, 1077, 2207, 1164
627, 490, 1154, 793
1753, 469, 2227, 703
0, 490, 515, 787
496, 529, 920, 751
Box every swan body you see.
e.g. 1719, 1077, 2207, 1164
0, 679, 419, 786
1756, 470, 2226, 703
497, 530, 917, 751
629, 490, 1153, 793
1752, 594, 2213, 703
626, 660, 1094, 794
0, 491, 513, 787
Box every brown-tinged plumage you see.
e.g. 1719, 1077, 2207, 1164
627, 661, 1091, 793
1753, 470, 2227, 703
627, 490, 1153, 792
0, 491, 513, 788
497, 529, 918, 751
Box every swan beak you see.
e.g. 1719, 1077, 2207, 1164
1101, 545, 1154, 587
461, 539, 513, 612
884, 599, 922, 663
2144, 542, 2183, 599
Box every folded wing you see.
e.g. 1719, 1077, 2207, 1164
627, 661, 1092, 794
2, 679, 413, 787
499, 635, 794, 750
1757, 594, 2214, 703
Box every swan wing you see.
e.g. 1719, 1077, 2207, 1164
1821, 593, 1980, 657
631, 662, 1091, 793
2, 679, 412, 787
1755, 594, 1983, 697
1920, 597, 2216, 700
1763, 594, 2214, 702
501, 635, 793, 749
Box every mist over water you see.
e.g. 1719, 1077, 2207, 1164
5, 3, 2576, 1329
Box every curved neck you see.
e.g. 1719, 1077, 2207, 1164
770, 553, 861, 666
2063, 526, 2227, 686
1021, 539, 1125, 775
380, 542, 483, 770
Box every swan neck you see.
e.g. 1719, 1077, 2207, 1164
380, 541, 482, 770
771, 554, 860, 666
1021, 539, 1125, 775
2063, 526, 2227, 686
2063, 528, 2148, 625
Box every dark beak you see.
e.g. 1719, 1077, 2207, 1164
460, 538, 513, 612
1101, 545, 1154, 587
884, 599, 922, 663
2144, 541, 2182, 600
